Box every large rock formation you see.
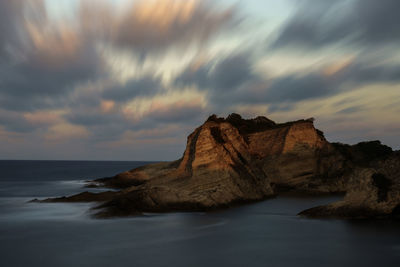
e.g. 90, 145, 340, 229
42, 114, 400, 219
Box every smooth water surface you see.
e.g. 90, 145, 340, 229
0, 160, 399, 267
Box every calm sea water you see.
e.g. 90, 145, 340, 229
0, 160, 399, 267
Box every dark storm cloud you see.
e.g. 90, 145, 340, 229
352, 0, 400, 44
0, 0, 105, 112
63, 104, 130, 142
146, 102, 205, 124
264, 73, 336, 102
211, 54, 256, 92
176, 65, 210, 89
0, 111, 35, 133
251, 62, 400, 104
69, 114, 129, 142
0, 0, 237, 114
342, 63, 400, 84
174, 0, 400, 109
176, 52, 336, 105
102, 76, 163, 103
176, 52, 400, 108
65, 111, 125, 127
63, 92, 206, 142
0, 48, 102, 111
0, 0, 23, 59
65, 107, 206, 143
250, 62, 400, 104
63, 75, 169, 140
206, 72, 340, 108
272, 0, 400, 49
271, 0, 350, 49
176, 52, 256, 92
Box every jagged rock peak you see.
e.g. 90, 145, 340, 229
207, 113, 275, 124
206, 113, 276, 134
206, 114, 224, 122
227, 113, 275, 125
226, 113, 243, 121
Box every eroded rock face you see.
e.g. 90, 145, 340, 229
299, 152, 400, 219
42, 114, 399, 219
95, 116, 275, 217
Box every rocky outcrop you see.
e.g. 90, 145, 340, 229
41, 113, 400, 219
299, 152, 400, 219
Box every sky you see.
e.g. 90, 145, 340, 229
0, 0, 399, 161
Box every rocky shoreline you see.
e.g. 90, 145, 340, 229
39, 114, 400, 219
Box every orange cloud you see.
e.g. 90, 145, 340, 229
100, 126, 183, 148
26, 22, 81, 64
148, 98, 203, 114
23, 111, 62, 126
45, 123, 90, 142
323, 57, 355, 77
134, 0, 198, 30
113, 0, 235, 52
100, 100, 116, 113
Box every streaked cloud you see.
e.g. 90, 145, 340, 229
102, 76, 164, 103
272, 0, 400, 49
0, 0, 398, 160
111, 0, 236, 54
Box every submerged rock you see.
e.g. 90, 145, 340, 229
40, 114, 400, 219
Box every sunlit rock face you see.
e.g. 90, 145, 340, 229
43, 114, 399, 219
85, 114, 355, 216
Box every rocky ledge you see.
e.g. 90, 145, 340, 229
40, 114, 400, 219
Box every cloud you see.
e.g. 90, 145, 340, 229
272, 0, 400, 49
0, 1, 105, 112
0, 0, 399, 160
252, 61, 400, 104
0, 0, 236, 113
76, 0, 237, 57
65, 110, 124, 127
145, 98, 205, 123
62, 86, 207, 143
110, 0, 236, 54
0, 110, 36, 133
45, 123, 90, 142
337, 106, 363, 114
102, 76, 163, 103
23, 111, 63, 125
0, 50, 102, 111
100, 100, 115, 113
176, 52, 256, 92
265, 73, 336, 102
351, 0, 400, 44
341, 62, 400, 84
0, 109, 61, 133
63, 104, 129, 142
176, 52, 400, 109
175, 51, 334, 105
122, 89, 207, 125
0, 0, 24, 59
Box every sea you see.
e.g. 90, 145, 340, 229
0, 160, 399, 267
